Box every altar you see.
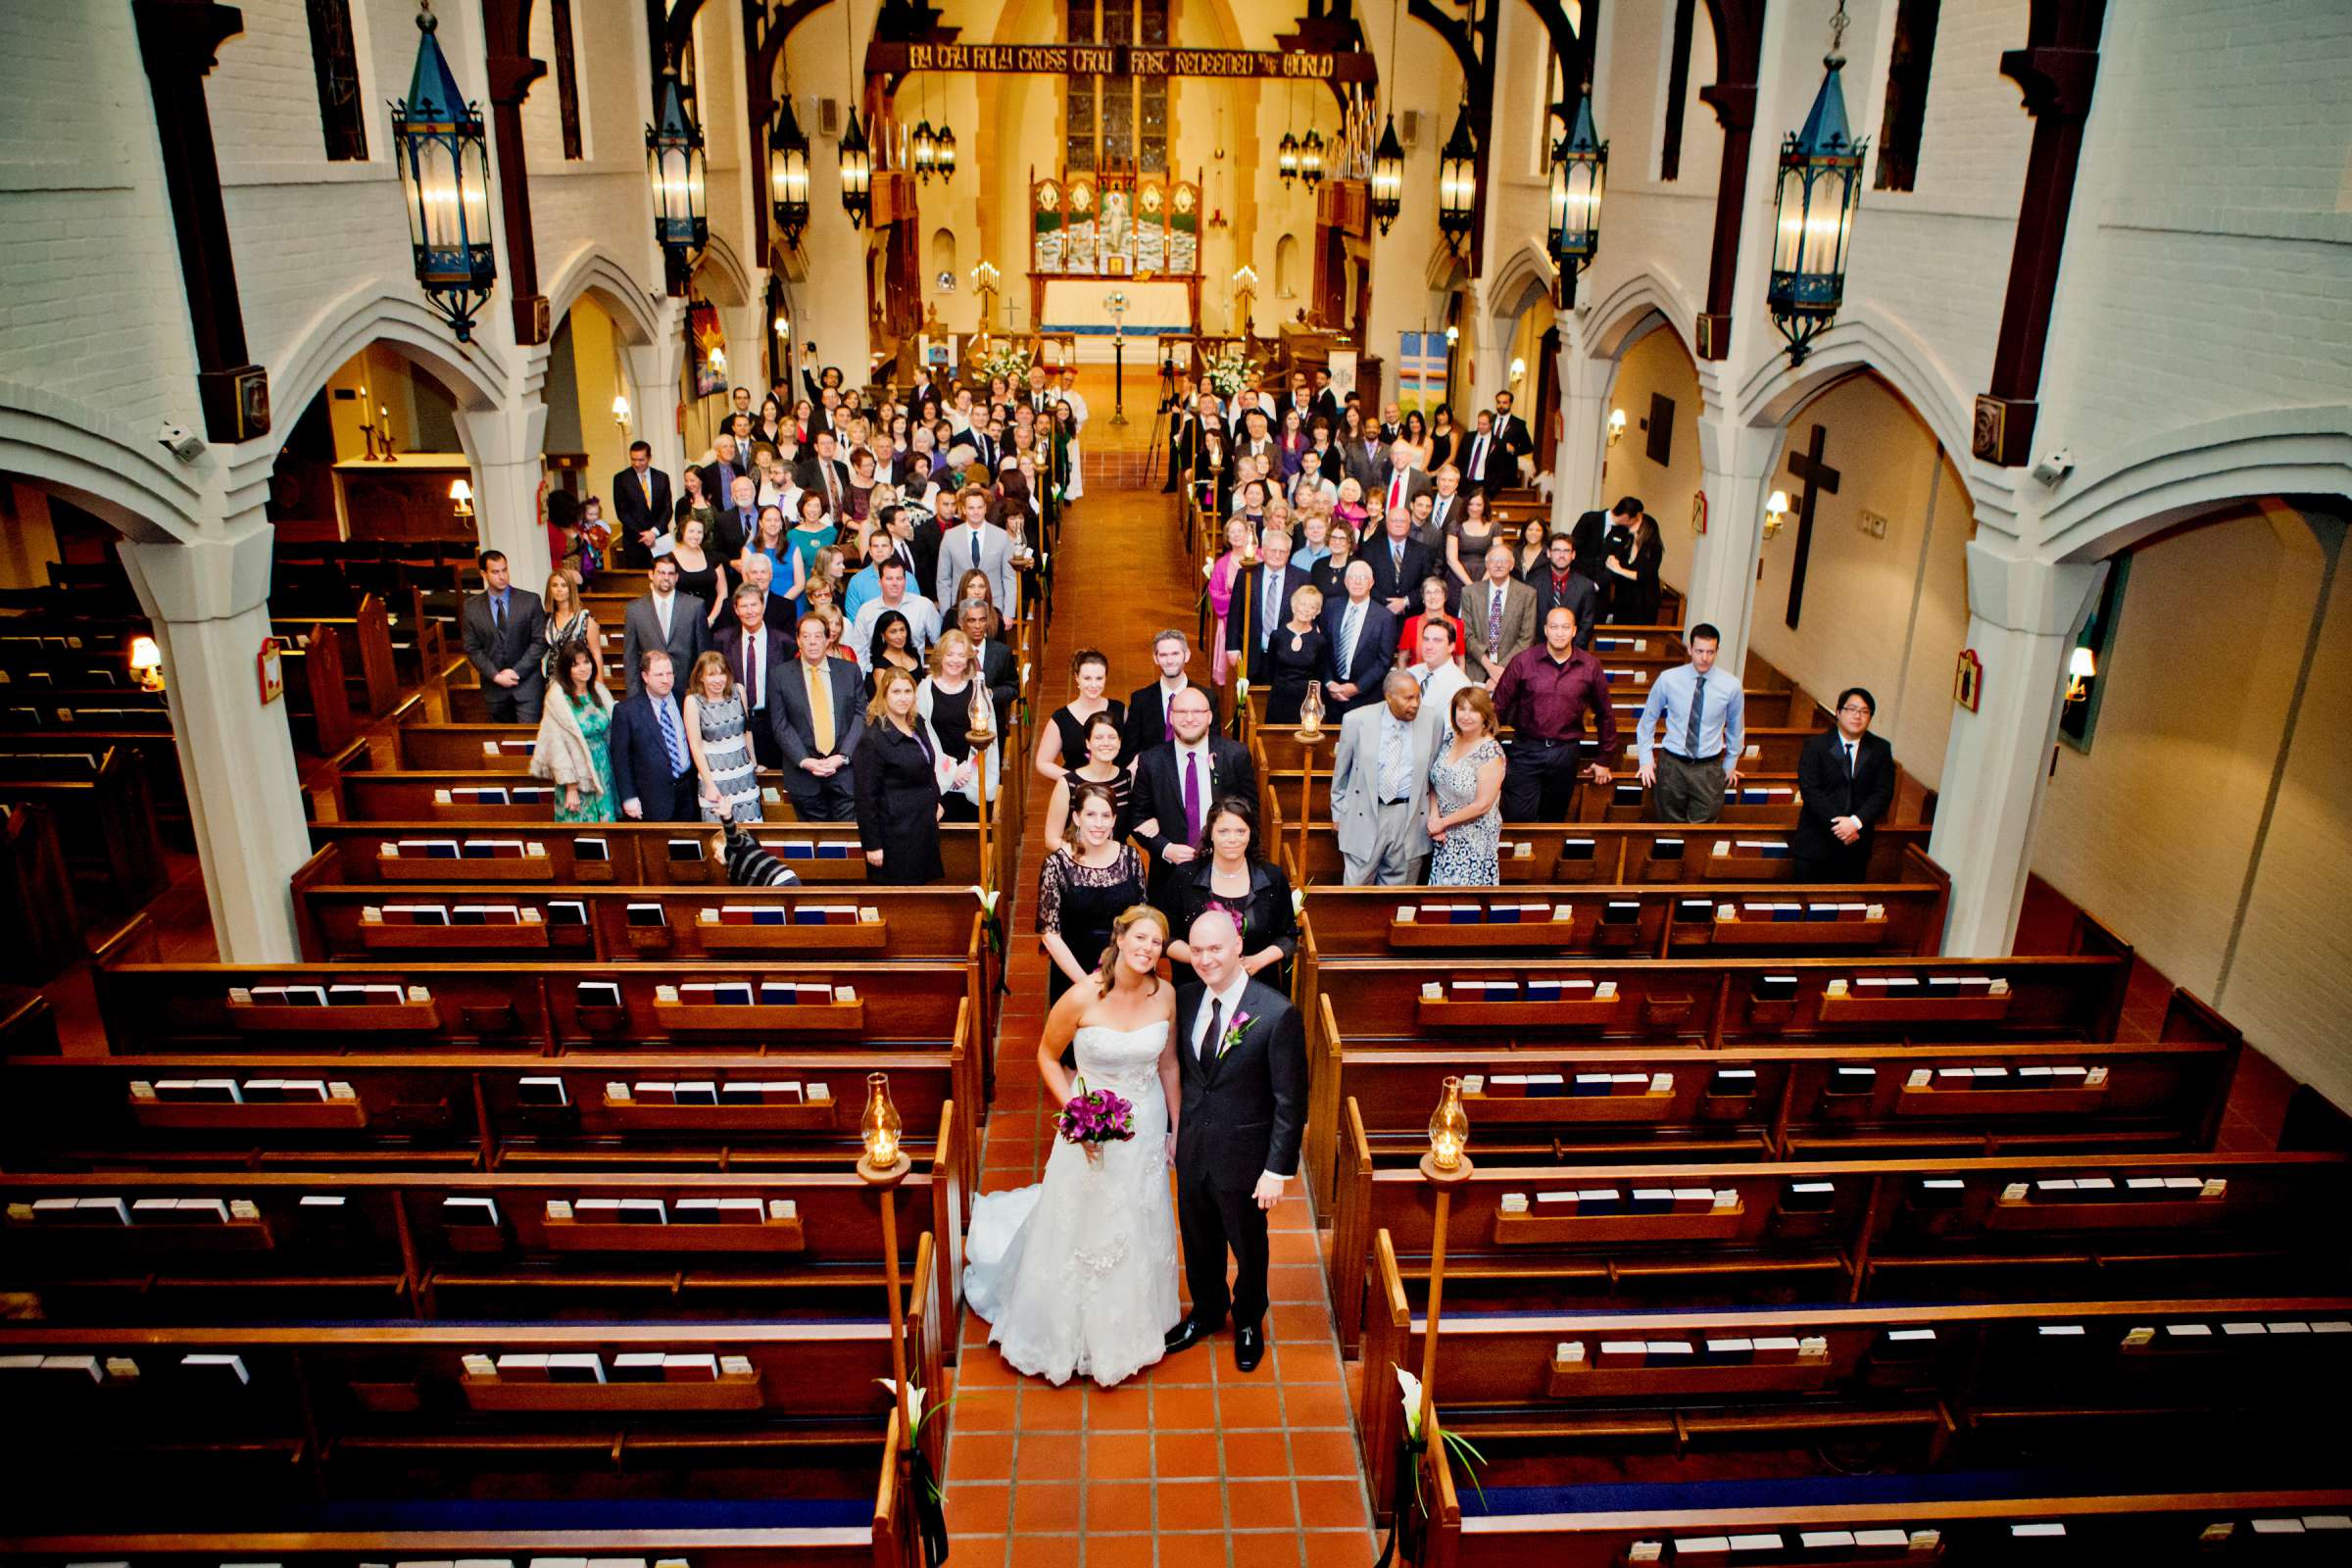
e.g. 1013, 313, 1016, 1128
1027, 167, 1202, 356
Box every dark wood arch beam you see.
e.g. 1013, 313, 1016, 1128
1693, 0, 1765, 360
479, 0, 552, 343
1974, 0, 2107, 466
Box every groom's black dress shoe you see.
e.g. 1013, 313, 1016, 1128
1234, 1322, 1266, 1373
1164, 1316, 1218, 1354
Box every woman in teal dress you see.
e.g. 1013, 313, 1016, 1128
785, 490, 836, 617
530, 643, 615, 823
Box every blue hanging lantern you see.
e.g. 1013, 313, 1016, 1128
1767, 6, 1867, 366
389, 1, 495, 341
647, 63, 709, 270
1546, 88, 1607, 293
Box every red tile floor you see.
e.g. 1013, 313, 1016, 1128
941, 464, 1380, 1565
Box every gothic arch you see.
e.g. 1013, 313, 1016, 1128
691, 230, 757, 309
1730, 302, 1978, 496
0, 376, 206, 543
544, 242, 665, 346
1486, 242, 1558, 332
267, 281, 510, 449
2037, 405, 2352, 564
1580, 266, 1705, 365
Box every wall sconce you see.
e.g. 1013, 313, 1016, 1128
128, 635, 165, 694
1508, 356, 1527, 382
1445, 323, 1460, 347
1762, 488, 1790, 540
449, 477, 474, 521
611, 394, 631, 431
2065, 645, 2097, 704
1607, 408, 1627, 447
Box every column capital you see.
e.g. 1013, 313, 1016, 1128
1963, 541, 2107, 637
119, 524, 274, 624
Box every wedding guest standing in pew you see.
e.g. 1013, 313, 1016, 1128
856, 665, 946, 885
1226, 528, 1312, 691
1461, 540, 1539, 683
463, 549, 547, 722
1528, 530, 1600, 650
775, 612, 865, 821
1333, 670, 1435, 887
1635, 622, 1744, 825
958, 597, 1019, 730
1320, 559, 1398, 721
1039, 783, 1148, 1005
540, 568, 605, 685
1264, 585, 1330, 725
1793, 686, 1895, 883
612, 440, 671, 568
712, 582, 789, 768
610, 650, 700, 822
683, 651, 761, 824
621, 555, 710, 702
1126, 628, 1199, 757
1492, 605, 1617, 821
915, 630, 997, 824
1427, 686, 1508, 886
1161, 797, 1298, 991
530, 643, 615, 824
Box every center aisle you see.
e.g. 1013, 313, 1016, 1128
943, 478, 1378, 1567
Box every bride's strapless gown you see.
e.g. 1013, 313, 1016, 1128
961, 1020, 1183, 1387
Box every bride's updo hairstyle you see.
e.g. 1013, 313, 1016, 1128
1093, 903, 1169, 997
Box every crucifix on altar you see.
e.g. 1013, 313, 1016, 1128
1782, 422, 1841, 629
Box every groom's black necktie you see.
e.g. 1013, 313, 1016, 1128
1199, 999, 1221, 1062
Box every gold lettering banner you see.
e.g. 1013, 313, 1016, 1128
869, 41, 1376, 82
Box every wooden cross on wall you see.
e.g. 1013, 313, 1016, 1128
1783, 423, 1841, 629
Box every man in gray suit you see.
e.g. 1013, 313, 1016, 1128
461, 549, 547, 722
1331, 670, 1435, 886
933, 485, 1017, 612
1459, 539, 1540, 685
620, 555, 710, 701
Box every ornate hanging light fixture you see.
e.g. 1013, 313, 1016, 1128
646, 59, 709, 277
768, 90, 811, 248
935, 120, 956, 180
388, 1, 495, 341
838, 0, 871, 227
1368, 3, 1404, 235
1436, 104, 1478, 248
1767, 2, 1867, 366
1545, 85, 1606, 301
1277, 82, 1298, 185
1300, 127, 1325, 189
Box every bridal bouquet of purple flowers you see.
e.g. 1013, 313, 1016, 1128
1055, 1078, 1136, 1165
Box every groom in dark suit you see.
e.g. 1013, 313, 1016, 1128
1163, 909, 1308, 1373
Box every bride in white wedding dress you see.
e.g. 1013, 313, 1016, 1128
962, 904, 1184, 1387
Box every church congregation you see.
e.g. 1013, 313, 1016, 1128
0, 2, 2347, 1567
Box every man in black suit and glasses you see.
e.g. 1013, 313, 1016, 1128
1792, 686, 1896, 882
1161, 908, 1307, 1374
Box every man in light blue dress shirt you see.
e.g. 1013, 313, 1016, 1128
1634, 623, 1744, 822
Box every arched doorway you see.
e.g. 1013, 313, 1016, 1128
1595, 316, 1705, 607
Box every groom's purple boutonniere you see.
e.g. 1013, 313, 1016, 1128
1218, 1012, 1251, 1057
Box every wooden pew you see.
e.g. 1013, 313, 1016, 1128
0, 730, 190, 826
1336, 1037, 2240, 1170
1298, 850, 1951, 967
1324, 1123, 2352, 1351
303, 818, 990, 888
0, 803, 81, 980
87, 958, 980, 1180
1360, 1237, 2352, 1526
1408, 1475, 2352, 1568
0, 685, 172, 731
272, 620, 359, 756
0, 745, 169, 910
272, 593, 399, 719
2, 1049, 960, 1179
0, 1311, 942, 1548
1300, 941, 2134, 1202
0, 1157, 962, 1332
0, 1528, 916, 1568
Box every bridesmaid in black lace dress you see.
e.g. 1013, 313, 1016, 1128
1037, 783, 1146, 1005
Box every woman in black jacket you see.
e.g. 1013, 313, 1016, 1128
853, 666, 945, 885
1159, 796, 1298, 992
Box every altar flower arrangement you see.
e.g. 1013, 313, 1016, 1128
1201, 347, 1256, 398
1055, 1077, 1136, 1164
975, 338, 1035, 384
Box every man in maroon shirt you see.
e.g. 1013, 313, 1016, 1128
1492, 605, 1617, 820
